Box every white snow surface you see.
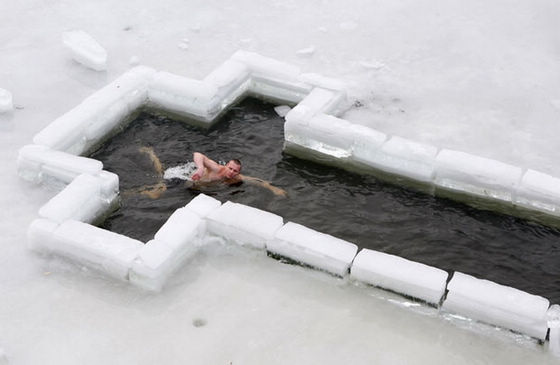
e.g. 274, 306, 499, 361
1, 0, 560, 363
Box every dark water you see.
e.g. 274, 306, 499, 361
91, 98, 560, 303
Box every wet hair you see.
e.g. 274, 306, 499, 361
230, 159, 242, 168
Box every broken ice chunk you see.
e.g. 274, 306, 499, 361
296, 46, 316, 57
206, 201, 283, 249
0, 88, 13, 113
268, 221, 357, 277
359, 60, 385, 70
62, 30, 107, 71
274, 105, 291, 117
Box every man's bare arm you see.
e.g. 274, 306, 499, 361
240, 175, 287, 197
192, 152, 221, 180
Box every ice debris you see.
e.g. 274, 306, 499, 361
548, 304, 560, 328
359, 60, 385, 70
274, 105, 291, 117
0, 88, 13, 113
296, 46, 316, 57
62, 30, 107, 71
549, 305, 560, 357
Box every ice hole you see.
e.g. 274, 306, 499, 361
89, 97, 560, 305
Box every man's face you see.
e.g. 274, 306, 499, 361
225, 161, 241, 178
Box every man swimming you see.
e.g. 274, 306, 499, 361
192, 151, 287, 196
130, 147, 287, 199
191, 152, 242, 183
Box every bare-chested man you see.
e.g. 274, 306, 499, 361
129, 147, 286, 199
192, 152, 242, 183
191, 152, 286, 196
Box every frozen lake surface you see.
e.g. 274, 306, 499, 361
1, 0, 559, 363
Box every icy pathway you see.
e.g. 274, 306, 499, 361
0, 242, 555, 364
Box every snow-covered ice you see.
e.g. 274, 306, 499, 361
516, 169, 560, 215
17, 144, 103, 184
183, 193, 222, 218
267, 221, 358, 277
206, 201, 283, 249
442, 272, 550, 341
2, 0, 560, 363
359, 135, 438, 183
131, 205, 206, 291
434, 149, 522, 202
548, 305, 560, 357
28, 219, 143, 281
351, 249, 448, 306
38, 173, 113, 224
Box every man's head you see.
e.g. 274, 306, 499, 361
225, 159, 242, 179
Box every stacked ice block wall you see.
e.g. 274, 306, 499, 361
21, 50, 560, 220
26, 191, 554, 343
17, 50, 560, 348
